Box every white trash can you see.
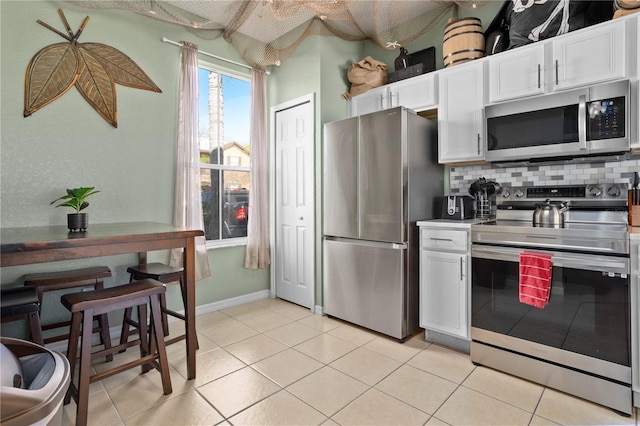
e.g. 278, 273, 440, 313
1, 337, 71, 426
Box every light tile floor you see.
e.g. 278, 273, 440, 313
62, 297, 639, 425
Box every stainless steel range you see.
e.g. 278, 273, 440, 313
470, 184, 632, 415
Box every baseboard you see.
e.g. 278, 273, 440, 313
45, 289, 271, 353
314, 305, 324, 316
194, 289, 271, 316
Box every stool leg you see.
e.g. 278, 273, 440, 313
149, 293, 172, 395
137, 304, 151, 374
119, 274, 137, 352
75, 310, 95, 426
27, 310, 44, 346
94, 280, 113, 362
97, 313, 113, 362
179, 278, 199, 350
64, 312, 82, 406
159, 288, 170, 337
119, 307, 134, 350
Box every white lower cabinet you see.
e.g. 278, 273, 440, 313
419, 226, 470, 341
420, 250, 466, 338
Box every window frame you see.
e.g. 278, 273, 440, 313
198, 60, 251, 249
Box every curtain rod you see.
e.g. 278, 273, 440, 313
161, 37, 270, 75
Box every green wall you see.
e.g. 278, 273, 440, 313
1, 1, 503, 333
267, 35, 363, 307
0, 0, 269, 338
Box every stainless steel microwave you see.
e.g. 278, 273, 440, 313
485, 80, 630, 163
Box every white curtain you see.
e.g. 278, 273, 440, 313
170, 42, 212, 281
244, 68, 270, 269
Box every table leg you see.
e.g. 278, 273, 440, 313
183, 237, 197, 380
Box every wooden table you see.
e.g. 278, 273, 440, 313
1, 222, 203, 380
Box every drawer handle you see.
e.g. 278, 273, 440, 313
460, 257, 464, 280
429, 237, 453, 242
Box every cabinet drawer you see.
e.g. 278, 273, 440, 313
421, 228, 467, 251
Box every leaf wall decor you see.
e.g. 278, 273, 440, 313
23, 9, 162, 128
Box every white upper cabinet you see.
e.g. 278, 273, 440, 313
438, 61, 484, 164
348, 86, 389, 117
348, 72, 438, 117
489, 18, 627, 103
553, 18, 625, 90
489, 44, 545, 102
388, 72, 438, 112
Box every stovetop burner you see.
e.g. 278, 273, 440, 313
472, 184, 630, 255
492, 183, 629, 225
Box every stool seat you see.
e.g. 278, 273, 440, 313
1, 286, 40, 314
62, 279, 165, 314
23, 266, 112, 359
127, 263, 183, 281
23, 266, 111, 289
1, 287, 43, 345
62, 279, 171, 426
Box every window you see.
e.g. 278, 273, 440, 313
198, 64, 251, 242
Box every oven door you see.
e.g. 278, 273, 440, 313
471, 244, 630, 375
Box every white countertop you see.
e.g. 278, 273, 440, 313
417, 218, 493, 228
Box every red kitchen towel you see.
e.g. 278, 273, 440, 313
519, 251, 553, 309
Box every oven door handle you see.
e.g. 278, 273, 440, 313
550, 255, 627, 272
471, 246, 629, 273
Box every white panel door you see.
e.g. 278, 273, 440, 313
274, 97, 314, 309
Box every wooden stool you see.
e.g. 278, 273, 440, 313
62, 279, 172, 426
120, 262, 197, 349
23, 267, 113, 361
1, 286, 44, 345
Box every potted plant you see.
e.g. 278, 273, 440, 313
50, 187, 99, 232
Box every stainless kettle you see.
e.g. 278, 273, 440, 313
533, 199, 568, 227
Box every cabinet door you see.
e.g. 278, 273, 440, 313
438, 61, 484, 163
553, 19, 625, 91
489, 43, 545, 103
348, 86, 388, 117
388, 73, 438, 111
420, 250, 467, 339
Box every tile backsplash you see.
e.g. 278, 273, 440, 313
449, 158, 640, 194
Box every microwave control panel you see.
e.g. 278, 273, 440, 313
587, 96, 625, 140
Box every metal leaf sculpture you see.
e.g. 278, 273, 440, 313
24, 9, 161, 128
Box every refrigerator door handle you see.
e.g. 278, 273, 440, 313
324, 236, 407, 250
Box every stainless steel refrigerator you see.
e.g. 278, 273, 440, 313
323, 106, 443, 340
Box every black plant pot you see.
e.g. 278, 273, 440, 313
67, 213, 88, 232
